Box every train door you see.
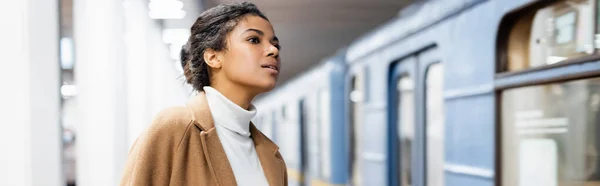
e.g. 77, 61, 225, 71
388, 47, 444, 186
299, 99, 309, 186
304, 95, 323, 185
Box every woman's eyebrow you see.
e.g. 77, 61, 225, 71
243, 28, 279, 42
242, 28, 264, 36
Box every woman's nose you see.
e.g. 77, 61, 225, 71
267, 44, 279, 58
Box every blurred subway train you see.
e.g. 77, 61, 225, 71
252, 0, 600, 185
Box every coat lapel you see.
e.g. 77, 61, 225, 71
187, 92, 285, 186
251, 124, 286, 186
187, 92, 236, 186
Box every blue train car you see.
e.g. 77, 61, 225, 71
256, 0, 600, 185
253, 49, 348, 186
345, 0, 493, 185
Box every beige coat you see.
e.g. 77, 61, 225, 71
119, 92, 287, 186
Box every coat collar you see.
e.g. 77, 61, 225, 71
186, 92, 284, 186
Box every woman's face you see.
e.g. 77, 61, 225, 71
218, 15, 281, 94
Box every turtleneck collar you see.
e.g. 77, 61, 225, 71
203, 86, 256, 137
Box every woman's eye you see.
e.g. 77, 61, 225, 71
248, 37, 259, 44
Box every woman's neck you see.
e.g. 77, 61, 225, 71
209, 83, 256, 110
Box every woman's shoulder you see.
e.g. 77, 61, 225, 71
121, 106, 198, 185
142, 106, 195, 143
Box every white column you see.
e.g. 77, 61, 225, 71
123, 0, 152, 148
0, 0, 62, 186
73, 0, 129, 185
123, 0, 192, 148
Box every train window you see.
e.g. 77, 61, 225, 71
501, 77, 600, 186
505, 0, 595, 72
281, 105, 287, 120
350, 74, 365, 186
319, 89, 332, 180
425, 64, 444, 186
271, 110, 277, 143
397, 75, 415, 186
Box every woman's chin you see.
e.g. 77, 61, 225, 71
255, 81, 277, 93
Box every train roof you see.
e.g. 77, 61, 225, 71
345, 0, 485, 62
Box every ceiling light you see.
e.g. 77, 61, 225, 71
148, 0, 186, 19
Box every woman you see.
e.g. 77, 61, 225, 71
120, 2, 286, 186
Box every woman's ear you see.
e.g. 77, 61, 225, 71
203, 49, 222, 68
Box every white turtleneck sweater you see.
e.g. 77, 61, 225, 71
203, 86, 270, 186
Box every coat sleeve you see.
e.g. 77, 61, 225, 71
119, 107, 191, 186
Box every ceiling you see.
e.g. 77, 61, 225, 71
199, 0, 414, 85
61, 0, 415, 85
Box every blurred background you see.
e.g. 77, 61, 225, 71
3, 0, 600, 186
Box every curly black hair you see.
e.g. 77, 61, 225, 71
181, 2, 268, 91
